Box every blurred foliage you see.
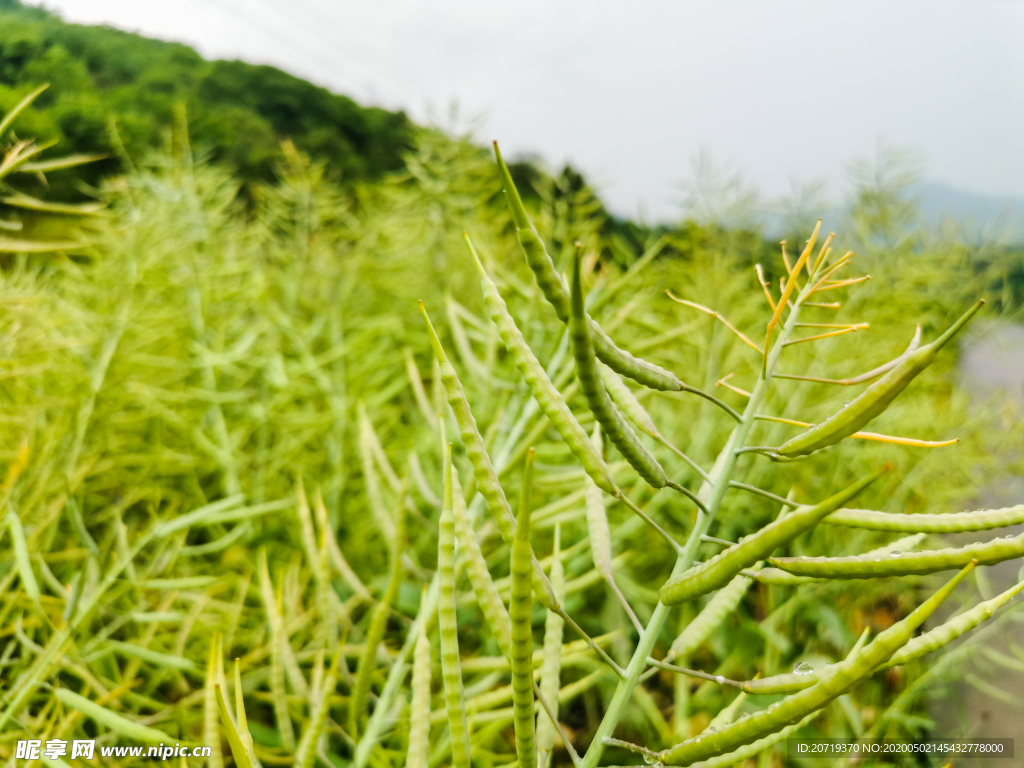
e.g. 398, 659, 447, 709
0, 0, 412, 195
0, 112, 1021, 767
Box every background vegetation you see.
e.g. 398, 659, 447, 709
1, 12, 1023, 766
0, 0, 412, 190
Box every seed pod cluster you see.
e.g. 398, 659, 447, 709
465, 234, 616, 495
493, 141, 684, 392
661, 563, 975, 764
569, 246, 669, 489
420, 301, 559, 611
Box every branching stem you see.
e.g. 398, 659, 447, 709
576, 273, 810, 768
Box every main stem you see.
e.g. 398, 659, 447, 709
579, 289, 809, 768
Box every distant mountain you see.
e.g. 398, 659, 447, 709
913, 181, 1024, 243
760, 181, 1024, 245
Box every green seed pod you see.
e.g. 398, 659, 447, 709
752, 534, 925, 586
511, 449, 537, 768
885, 579, 1024, 667
465, 234, 617, 495
740, 630, 870, 695
493, 141, 683, 392
661, 563, 975, 764
771, 531, 1024, 579
776, 301, 983, 457
599, 363, 660, 439
537, 523, 566, 768
569, 246, 668, 489
420, 301, 559, 611
660, 466, 889, 605
407, 622, 431, 768
450, 464, 513, 659
826, 503, 1024, 533
438, 446, 473, 768
583, 425, 614, 577
685, 710, 823, 768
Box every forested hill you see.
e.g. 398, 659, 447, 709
0, 0, 413, 186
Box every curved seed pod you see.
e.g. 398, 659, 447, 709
670, 571, 756, 659
777, 301, 983, 457
599, 363, 660, 439
885, 579, 1024, 667
584, 426, 613, 577
420, 301, 559, 611
740, 629, 872, 695
771, 531, 1024, 579
569, 246, 668, 488
686, 710, 823, 768
660, 466, 889, 605
438, 447, 472, 768
450, 464, 513, 659
407, 622, 431, 768
511, 449, 537, 768
465, 235, 616, 495
752, 534, 926, 586
493, 141, 683, 392
537, 523, 566, 768
826, 503, 1024, 533
661, 563, 975, 764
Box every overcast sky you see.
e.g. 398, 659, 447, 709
31, 0, 1024, 221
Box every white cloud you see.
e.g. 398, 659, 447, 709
33, 0, 1024, 221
